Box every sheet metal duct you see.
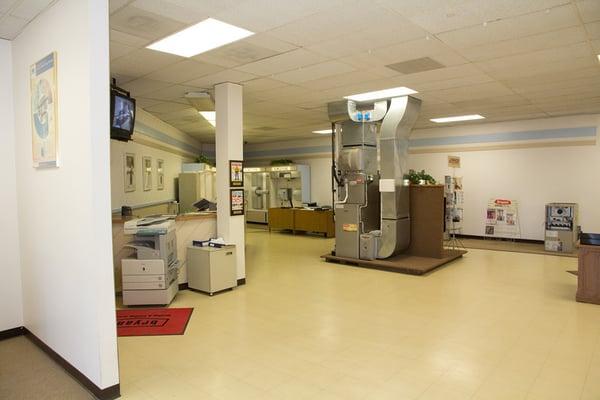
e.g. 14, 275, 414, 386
377, 96, 421, 258
329, 96, 421, 260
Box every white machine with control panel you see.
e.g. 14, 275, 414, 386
122, 216, 179, 305
545, 203, 578, 252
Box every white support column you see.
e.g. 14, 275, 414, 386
215, 82, 245, 281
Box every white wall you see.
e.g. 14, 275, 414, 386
11, 0, 119, 390
110, 139, 191, 210
246, 114, 600, 240
0, 39, 23, 332
409, 115, 600, 240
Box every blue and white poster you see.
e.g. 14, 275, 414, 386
30, 52, 58, 168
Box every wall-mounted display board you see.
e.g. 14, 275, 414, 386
31, 52, 59, 168
484, 198, 521, 239
230, 160, 243, 187
143, 156, 152, 191
124, 153, 136, 192
230, 189, 244, 216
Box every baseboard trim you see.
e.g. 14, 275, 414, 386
0, 326, 26, 341
237, 278, 246, 286
2, 326, 120, 400
456, 234, 543, 245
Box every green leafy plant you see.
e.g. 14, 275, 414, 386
196, 154, 215, 167
404, 169, 436, 185
270, 159, 294, 166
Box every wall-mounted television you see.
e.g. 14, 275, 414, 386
110, 89, 136, 142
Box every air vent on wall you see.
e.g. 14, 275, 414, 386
386, 57, 445, 74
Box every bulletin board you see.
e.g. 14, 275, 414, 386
484, 198, 521, 239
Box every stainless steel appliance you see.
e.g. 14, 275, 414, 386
269, 164, 311, 208
243, 167, 271, 223
545, 203, 578, 252
329, 96, 421, 259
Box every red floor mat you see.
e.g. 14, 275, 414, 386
116, 308, 193, 337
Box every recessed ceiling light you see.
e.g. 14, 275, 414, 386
147, 18, 254, 57
199, 111, 216, 127
312, 129, 332, 134
597, 54, 600, 63
430, 114, 485, 123
344, 86, 418, 102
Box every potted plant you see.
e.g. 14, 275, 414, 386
404, 169, 436, 185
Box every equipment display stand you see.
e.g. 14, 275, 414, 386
323, 185, 466, 275
576, 244, 600, 305
444, 173, 464, 250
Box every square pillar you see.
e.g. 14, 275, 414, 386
215, 82, 245, 281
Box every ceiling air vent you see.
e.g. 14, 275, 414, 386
386, 57, 445, 74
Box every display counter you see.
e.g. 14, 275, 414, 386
577, 243, 600, 305
268, 207, 334, 237
112, 212, 216, 292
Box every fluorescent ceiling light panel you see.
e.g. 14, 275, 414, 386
344, 86, 417, 102
430, 114, 485, 123
597, 54, 600, 63
147, 18, 254, 57
312, 129, 332, 134
199, 111, 216, 127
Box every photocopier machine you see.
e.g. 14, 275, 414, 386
121, 216, 179, 306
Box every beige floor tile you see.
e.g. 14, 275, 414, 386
4, 227, 600, 400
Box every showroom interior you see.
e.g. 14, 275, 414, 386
2, 0, 600, 399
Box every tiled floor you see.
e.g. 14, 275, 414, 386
2, 226, 600, 399
118, 226, 600, 400
0, 336, 94, 399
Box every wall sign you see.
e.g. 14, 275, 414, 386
143, 156, 152, 191
484, 198, 520, 238
157, 159, 164, 190
229, 160, 244, 187
230, 189, 244, 216
448, 155, 461, 168
124, 153, 136, 192
31, 52, 59, 168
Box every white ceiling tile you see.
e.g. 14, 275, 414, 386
429, 82, 515, 102
145, 60, 224, 84
10, 0, 53, 19
193, 40, 284, 68
185, 69, 257, 88
135, 97, 164, 108
378, 0, 570, 33
110, 48, 182, 78
143, 102, 192, 114
142, 84, 204, 102
241, 77, 289, 92
110, 0, 131, 15
110, 28, 148, 47
120, 78, 173, 96
0, 14, 27, 40
576, 0, 600, 23
437, 4, 580, 49
110, 5, 185, 41
110, 40, 135, 60
586, 21, 600, 39
271, 61, 355, 84
235, 48, 327, 76
213, 0, 345, 33
0, 1, 15, 14
130, 0, 207, 24
412, 73, 495, 92
297, 70, 384, 91
455, 26, 588, 62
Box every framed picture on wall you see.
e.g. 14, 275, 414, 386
124, 153, 136, 192
143, 156, 152, 191
229, 160, 244, 187
30, 52, 59, 168
230, 189, 244, 216
157, 159, 164, 190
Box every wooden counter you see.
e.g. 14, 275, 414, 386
577, 244, 600, 305
268, 208, 334, 238
408, 185, 445, 258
